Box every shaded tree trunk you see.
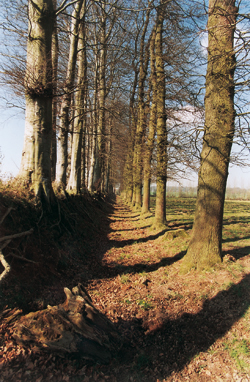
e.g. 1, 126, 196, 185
181, 0, 237, 271
51, 4, 58, 181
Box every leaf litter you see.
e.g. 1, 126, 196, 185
1, 196, 250, 381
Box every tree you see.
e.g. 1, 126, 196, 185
181, 0, 237, 271
19, 0, 55, 204
152, 1, 167, 227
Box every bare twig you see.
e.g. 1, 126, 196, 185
0, 248, 11, 282
6, 253, 38, 264
0, 207, 13, 225
0, 228, 34, 244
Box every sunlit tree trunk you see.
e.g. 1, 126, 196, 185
123, 64, 139, 204
153, 5, 167, 227
56, 0, 83, 187
93, 0, 106, 192
19, 0, 55, 204
133, 6, 151, 210
88, 55, 99, 192
141, 27, 157, 215
67, 2, 87, 193
181, 0, 237, 271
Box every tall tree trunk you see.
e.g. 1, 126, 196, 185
181, 0, 237, 272
51, 3, 58, 181
93, 0, 106, 192
88, 57, 99, 192
132, 6, 151, 210
141, 27, 157, 215
67, 2, 87, 193
19, 0, 55, 204
123, 65, 139, 204
153, 5, 167, 227
56, 0, 83, 187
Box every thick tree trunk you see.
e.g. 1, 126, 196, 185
153, 7, 167, 227
56, 0, 83, 188
19, 0, 55, 204
181, 0, 237, 272
67, 4, 87, 193
141, 27, 157, 215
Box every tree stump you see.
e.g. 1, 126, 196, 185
12, 284, 122, 363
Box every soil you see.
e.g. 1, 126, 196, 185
0, 195, 250, 382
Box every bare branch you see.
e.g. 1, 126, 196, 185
0, 228, 34, 244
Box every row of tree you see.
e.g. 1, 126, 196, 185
0, 0, 250, 271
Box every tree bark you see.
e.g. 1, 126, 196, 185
67, 2, 87, 193
153, 6, 167, 227
56, 0, 83, 188
19, 0, 55, 204
132, 6, 151, 210
181, 0, 237, 271
141, 27, 157, 215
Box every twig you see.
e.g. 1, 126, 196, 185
0, 228, 34, 243
0, 207, 13, 225
6, 253, 38, 264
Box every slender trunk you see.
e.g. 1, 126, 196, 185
181, 0, 237, 272
153, 6, 167, 227
141, 27, 157, 215
104, 115, 112, 193
93, 2, 106, 191
123, 66, 139, 204
67, 2, 87, 193
56, 0, 83, 187
20, 0, 55, 205
133, 7, 151, 210
51, 5, 58, 181
88, 58, 99, 192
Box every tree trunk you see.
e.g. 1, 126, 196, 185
93, 1, 106, 192
56, 0, 83, 188
19, 0, 55, 204
181, 0, 237, 272
141, 27, 157, 215
51, 5, 58, 181
153, 6, 167, 228
132, 7, 151, 210
67, 3, 87, 194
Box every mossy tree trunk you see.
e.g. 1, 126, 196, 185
153, 6, 167, 227
141, 27, 157, 215
19, 0, 55, 204
181, 0, 237, 272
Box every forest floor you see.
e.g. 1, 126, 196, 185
1, 193, 250, 381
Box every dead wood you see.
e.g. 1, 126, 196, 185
12, 284, 122, 363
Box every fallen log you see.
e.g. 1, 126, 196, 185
12, 284, 122, 363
